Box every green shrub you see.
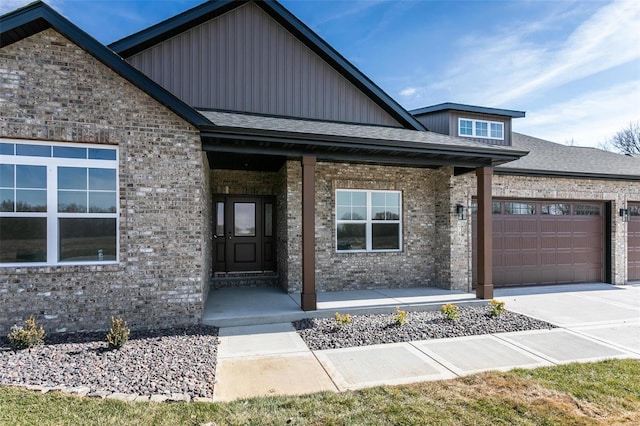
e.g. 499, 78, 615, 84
488, 299, 506, 317
8, 316, 45, 350
441, 303, 460, 321
106, 316, 130, 350
393, 306, 407, 326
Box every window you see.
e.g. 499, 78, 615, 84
458, 118, 504, 140
574, 204, 600, 216
336, 190, 401, 252
504, 202, 535, 215
0, 140, 118, 265
542, 203, 570, 215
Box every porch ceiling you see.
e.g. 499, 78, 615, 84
199, 110, 528, 169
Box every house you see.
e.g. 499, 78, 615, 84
1, 0, 638, 334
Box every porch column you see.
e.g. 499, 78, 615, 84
301, 155, 317, 311
476, 166, 494, 299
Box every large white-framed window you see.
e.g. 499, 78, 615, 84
0, 139, 119, 266
458, 118, 504, 140
335, 189, 402, 252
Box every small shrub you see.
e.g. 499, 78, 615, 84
8, 316, 45, 350
106, 316, 130, 350
488, 299, 506, 317
393, 306, 407, 326
441, 303, 460, 321
334, 312, 351, 327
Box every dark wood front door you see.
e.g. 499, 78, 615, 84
213, 196, 276, 272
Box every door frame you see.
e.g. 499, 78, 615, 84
213, 195, 276, 273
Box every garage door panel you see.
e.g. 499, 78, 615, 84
473, 200, 604, 287
628, 203, 640, 281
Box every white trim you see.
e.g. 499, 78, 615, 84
458, 118, 504, 140
0, 139, 119, 267
335, 189, 402, 253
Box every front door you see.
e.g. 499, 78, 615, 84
213, 196, 276, 272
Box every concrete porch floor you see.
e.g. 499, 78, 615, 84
202, 286, 484, 327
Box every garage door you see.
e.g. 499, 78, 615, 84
629, 203, 640, 282
473, 200, 604, 287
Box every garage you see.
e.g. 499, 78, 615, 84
629, 203, 640, 282
473, 200, 605, 287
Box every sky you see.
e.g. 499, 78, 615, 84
2, 0, 639, 149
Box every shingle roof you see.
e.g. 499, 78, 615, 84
199, 110, 527, 157
497, 133, 640, 179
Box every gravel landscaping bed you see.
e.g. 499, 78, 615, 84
0, 325, 219, 399
294, 307, 555, 350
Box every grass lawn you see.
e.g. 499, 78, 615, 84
1, 359, 638, 425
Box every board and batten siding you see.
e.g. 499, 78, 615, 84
126, 3, 401, 127
414, 111, 449, 134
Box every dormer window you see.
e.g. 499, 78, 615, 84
459, 118, 504, 140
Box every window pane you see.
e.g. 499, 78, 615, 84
53, 146, 86, 159
58, 167, 87, 190
542, 204, 570, 215
0, 189, 14, 212
337, 223, 365, 251
265, 203, 273, 237
475, 122, 488, 137
0, 164, 14, 187
234, 203, 255, 236
386, 207, 400, 220
630, 206, 640, 216
16, 165, 46, 189
492, 201, 502, 214
336, 191, 351, 206
89, 192, 117, 213
504, 202, 535, 215
460, 120, 472, 136
371, 205, 386, 220
351, 206, 366, 220
58, 191, 87, 213
372, 223, 400, 250
371, 192, 386, 207
0, 217, 47, 263
0, 143, 14, 155
59, 218, 117, 262
386, 192, 400, 207
88, 148, 117, 160
490, 123, 503, 139
574, 205, 600, 216
337, 206, 352, 220
16, 189, 46, 212
16, 144, 50, 157
352, 192, 366, 206
89, 168, 116, 190
215, 202, 224, 236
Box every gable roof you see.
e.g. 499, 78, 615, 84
109, 0, 426, 131
0, 0, 211, 129
412, 103, 526, 119
496, 133, 640, 180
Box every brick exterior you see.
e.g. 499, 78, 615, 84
0, 29, 210, 333
449, 172, 640, 289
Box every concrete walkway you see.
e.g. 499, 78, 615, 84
212, 283, 640, 401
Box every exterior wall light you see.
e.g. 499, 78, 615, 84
456, 204, 466, 220
619, 208, 630, 222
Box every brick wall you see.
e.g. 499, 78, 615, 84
0, 29, 208, 333
451, 172, 640, 287
287, 161, 439, 292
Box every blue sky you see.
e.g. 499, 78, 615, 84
2, 0, 639, 148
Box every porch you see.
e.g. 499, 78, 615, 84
202, 286, 484, 327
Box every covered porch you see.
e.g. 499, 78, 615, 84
202, 286, 484, 327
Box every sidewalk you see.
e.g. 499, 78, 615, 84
212, 283, 640, 401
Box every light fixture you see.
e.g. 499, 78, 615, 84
619, 208, 630, 222
456, 204, 466, 220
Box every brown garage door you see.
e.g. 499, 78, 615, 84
473, 200, 604, 287
629, 203, 640, 282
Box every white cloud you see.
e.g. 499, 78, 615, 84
399, 87, 417, 96
514, 80, 640, 147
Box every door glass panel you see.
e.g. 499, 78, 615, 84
234, 203, 256, 236
215, 202, 224, 236
265, 203, 273, 237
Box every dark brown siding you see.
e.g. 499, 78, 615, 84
473, 200, 604, 287
126, 3, 401, 127
629, 202, 640, 281
450, 111, 512, 146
